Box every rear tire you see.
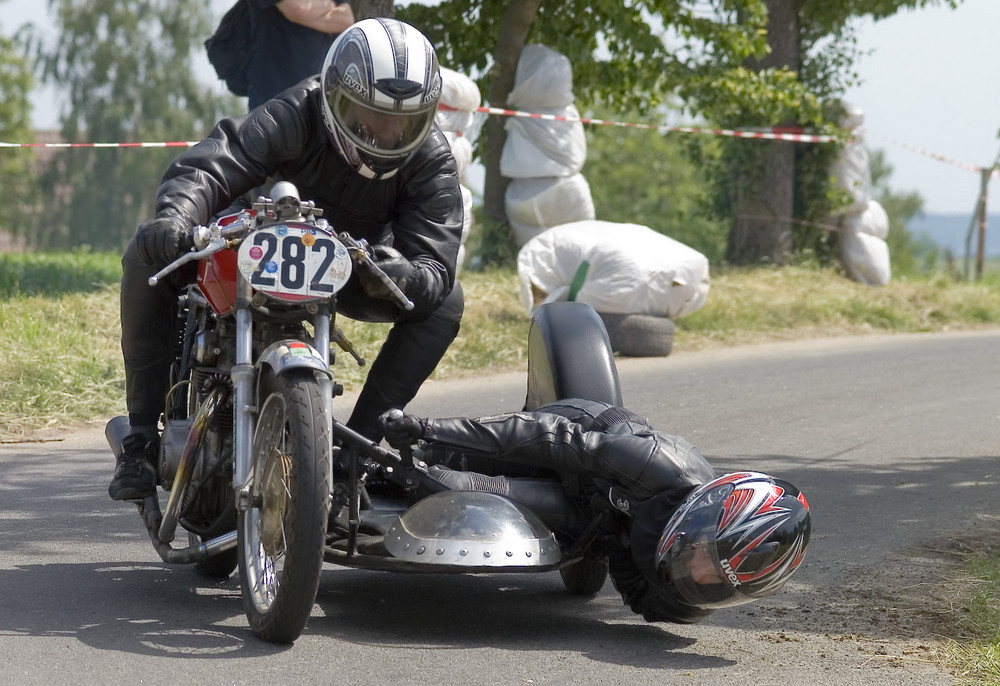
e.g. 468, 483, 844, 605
237, 369, 331, 644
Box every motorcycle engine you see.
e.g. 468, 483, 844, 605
159, 418, 194, 488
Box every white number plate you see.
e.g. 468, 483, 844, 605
237, 224, 352, 300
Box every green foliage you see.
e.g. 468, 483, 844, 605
25, 0, 241, 250
0, 249, 121, 296
0, 19, 38, 238
6, 258, 1000, 438
399, 0, 773, 120
581, 105, 728, 261
397, 0, 960, 264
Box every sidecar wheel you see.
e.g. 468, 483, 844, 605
238, 369, 331, 644
559, 554, 609, 595
525, 301, 622, 410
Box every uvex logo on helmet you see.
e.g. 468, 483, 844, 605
423, 81, 441, 105
720, 558, 741, 586
343, 73, 368, 97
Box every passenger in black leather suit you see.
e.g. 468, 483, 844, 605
110, 19, 463, 501
380, 399, 812, 624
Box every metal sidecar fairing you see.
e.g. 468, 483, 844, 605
384, 491, 561, 570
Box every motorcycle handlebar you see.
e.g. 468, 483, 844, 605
148, 236, 228, 286
336, 232, 415, 312
145, 208, 414, 315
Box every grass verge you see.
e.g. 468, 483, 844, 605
6, 258, 1000, 439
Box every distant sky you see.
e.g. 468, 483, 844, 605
843, 0, 1000, 215
3, 0, 997, 215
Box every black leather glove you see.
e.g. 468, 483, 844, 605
135, 217, 193, 267
359, 244, 417, 300
379, 409, 425, 451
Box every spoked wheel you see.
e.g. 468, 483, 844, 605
238, 369, 331, 644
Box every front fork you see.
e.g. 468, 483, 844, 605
231, 292, 334, 512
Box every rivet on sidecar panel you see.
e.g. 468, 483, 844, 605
483, 551, 491, 558
436, 548, 445, 555
460, 549, 468, 556
417, 546, 426, 555
506, 550, 513, 557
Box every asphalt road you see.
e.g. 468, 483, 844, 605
4, 329, 997, 685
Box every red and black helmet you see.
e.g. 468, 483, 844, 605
654, 471, 810, 609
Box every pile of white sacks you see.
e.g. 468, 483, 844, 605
435, 66, 480, 272
501, 44, 710, 346
500, 45, 595, 246
830, 103, 892, 286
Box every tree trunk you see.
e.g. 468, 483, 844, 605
480, 0, 542, 262
727, 0, 800, 264
353, 0, 393, 20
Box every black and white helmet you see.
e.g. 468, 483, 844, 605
320, 18, 442, 180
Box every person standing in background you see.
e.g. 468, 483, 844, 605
247, 0, 354, 109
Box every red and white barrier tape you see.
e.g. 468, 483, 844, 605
0, 141, 199, 149
1, 106, 993, 181
441, 103, 837, 143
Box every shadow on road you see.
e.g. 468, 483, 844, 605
1, 434, 998, 663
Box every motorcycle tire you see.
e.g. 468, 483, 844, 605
559, 554, 609, 595
237, 369, 331, 644
524, 301, 623, 410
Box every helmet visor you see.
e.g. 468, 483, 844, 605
333, 90, 436, 159
655, 482, 750, 609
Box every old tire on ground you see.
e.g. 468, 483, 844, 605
598, 312, 675, 357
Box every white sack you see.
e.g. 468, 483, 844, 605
460, 184, 473, 244
517, 220, 710, 318
854, 199, 889, 240
453, 185, 473, 274
840, 227, 891, 286
500, 106, 587, 178
831, 142, 872, 215
507, 44, 575, 109
505, 174, 595, 240
436, 66, 481, 134
443, 132, 473, 180
839, 101, 865, 132
436, 108, 474, 134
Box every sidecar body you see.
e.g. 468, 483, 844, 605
324, 301, 622, 583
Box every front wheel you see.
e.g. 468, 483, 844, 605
238, 369, 331, 644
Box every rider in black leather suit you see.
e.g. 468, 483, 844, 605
111, 19, 463, 501
382, 398, 721, 624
